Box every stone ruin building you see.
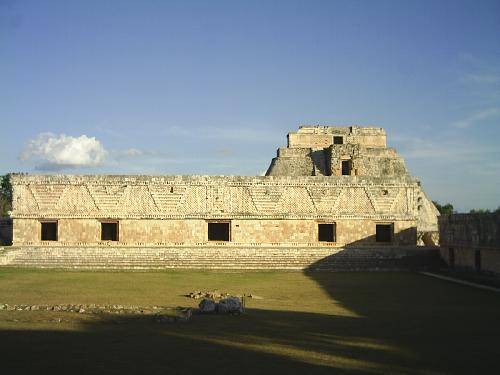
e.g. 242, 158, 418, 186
439, 212, 500, 275
0, 125, 440, 269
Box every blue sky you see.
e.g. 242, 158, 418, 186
1, 0, 499, 212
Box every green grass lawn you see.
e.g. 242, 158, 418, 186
0, 269, 499, 374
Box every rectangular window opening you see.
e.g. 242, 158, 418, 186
208, 222, 230, 241
333, 136, 343, 145
376, 224, 393, 243
475, 250, 481, 272
318, 223, 336, 242
341, 160, 351, 175
101, 222, 119, 241
41, 221, 58, 241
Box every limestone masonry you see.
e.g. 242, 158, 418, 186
9, 125, 439, 250
439, 213, 500, 275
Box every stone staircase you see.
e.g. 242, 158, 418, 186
0, 245, 440, 270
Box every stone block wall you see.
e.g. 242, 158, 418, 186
13, 217, 417, 247
268, 125, 408, 178
288, 132, 333, 149
287, 125, 387, 149
439, 213, 500, 274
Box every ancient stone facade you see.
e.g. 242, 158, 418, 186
439, 213, 500, 275
9, 125, 438, 250
266, 126, 406, 177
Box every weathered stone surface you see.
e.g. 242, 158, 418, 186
198, 299, 217, 313
217, 297, 243, 314
0, 245, 440, 270
266, 125, 439, 240
187, 290, 229, 300
439, 213, 500, 274
0, 303, 191, 318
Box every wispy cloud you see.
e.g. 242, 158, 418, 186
213, 148, 235, 157
162, 125, 280, 143
122, 148, 143, 157
102, 147, 268, 175
458, 53, 500, 101
452, 53, 500, 129
393, 134, 499, 162
464, 73, 500, 84
452, 107, 500, 129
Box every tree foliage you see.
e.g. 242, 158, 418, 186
469, 207, 500, 214
432, 200, 500, 215
0, 174, 12, 216
432, 201, 454, 215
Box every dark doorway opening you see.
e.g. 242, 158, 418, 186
318, 223, 336, 242
101, 222, 119, 241
449, 247, 455, 268
376, 224, 393, 243
475, 250, 481, 272
41, 221, 58, 241
341, 160, 351, 175
208, 222, 230, 241
333, 136, 343, 145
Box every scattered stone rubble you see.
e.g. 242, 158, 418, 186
186, 290, 264, 314
187, 290, 229, 300
198, 296, 245, 314
0, 303, 192, 323
0, 295, 250, 322
0, 303, 163, 314
187, 290, 262, 300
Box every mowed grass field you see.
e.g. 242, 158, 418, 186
0, 269, 499, 375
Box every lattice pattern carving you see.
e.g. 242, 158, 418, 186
118, 186, 158, 214
149, 185, 187, 211
181, 185, 207, 213
336, 188, 375, 214
277, 187, 315, 213
228, 187, 257, 213
88, 185, 127, 211
308, 187, 343, 213
366, 187, 401, 213
56, 185, 97, 213
249, 186, 283, 212
30, 185, 66, 210
11, 175, 420, 219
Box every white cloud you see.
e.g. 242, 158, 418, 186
20, 133, 107, 169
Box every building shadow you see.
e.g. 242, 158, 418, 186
309, 228, 443, 271
0, 306, 446, 375
2, 270, 500, 374
0, 230, 496, 374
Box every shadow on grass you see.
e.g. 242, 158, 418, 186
2, 272, 500, 374
301, 270, 500, 375
0, 308, 420, 375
